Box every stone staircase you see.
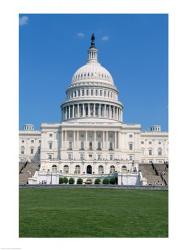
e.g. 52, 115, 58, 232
139, 164, 165, 186
19, 162, 40, 184
153, 163, 168, 186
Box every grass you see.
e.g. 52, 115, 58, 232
19, 188, 168, 237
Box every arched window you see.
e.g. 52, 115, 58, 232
75, 165, 80, 174
98, 165, 104, 174
110, 165, 115, 173
52, 165, 57, 172
122, 166, 127, 173
63, 165, 69, 174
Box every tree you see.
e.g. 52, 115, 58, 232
110, 177, 116, 185
59, 177, 63, 184
63, 177, 68, 184
69, 178, 75, 184
103, 178, 109, 184
77, 178, 83, 184
94, 178, 101, 184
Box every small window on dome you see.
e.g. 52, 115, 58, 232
86, 89, 89, 95
88, 73, 90, 77
84, 73, 86, 77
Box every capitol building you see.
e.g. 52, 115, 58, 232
19, 34, 168, 185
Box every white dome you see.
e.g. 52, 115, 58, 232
72, 61, 114, 85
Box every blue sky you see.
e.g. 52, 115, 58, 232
19, 14, 168, 131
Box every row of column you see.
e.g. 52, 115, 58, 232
61, 130, 119, 150
62, 103, 123, 121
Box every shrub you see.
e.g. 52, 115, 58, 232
63, 177, 68, 184
77, 178, 83, 184
69, 178, 75, 184
103, 178, 109, 184
110, 177, 116, 185
94, 178, 101, 184
59, 177, 68, 184
59, 177, 63, 184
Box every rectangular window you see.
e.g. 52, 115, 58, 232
91, 89, 93, 96
110, 155, 113, 160
69, 141, 73, 150
149, 150, 152, 155
80, 153, 84, 160
68, 154, 72, 160
49, 142, 52, 150
129, 155, 133, 161
129, 143, 133, 150
48, 154, 52, 160
80, 141, 84, 150
31, 148, 34, 154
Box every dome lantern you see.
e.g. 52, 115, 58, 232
88, 33, 98, 63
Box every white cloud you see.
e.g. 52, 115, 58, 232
101, 35, 109, 41
77, 32, 85, 38
19, 16, 29, 26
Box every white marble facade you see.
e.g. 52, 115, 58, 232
19, 34, 168, 184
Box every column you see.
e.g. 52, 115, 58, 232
88, 103, 90, 117
121, 109, 123, 121
117, 131, 119, 148
77, 104, 80, 118
83, 103, 85, 117
114, 132, 116, 149
73, 105, 75, 118
93, 103, 95, 117
73, 131, 75, 149
106, 131, 108, 150
64, 130, 67, 149
67, 106, 69, 119
85, 131, 87, 150
110, 105, 112, 119
104, 104, 106, 117
94, 131, 96, 150
100, 104, 102, 117
102, 131, 104, 150
61, 129, 64, 149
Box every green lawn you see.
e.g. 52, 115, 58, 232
19, 188, 168, 237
